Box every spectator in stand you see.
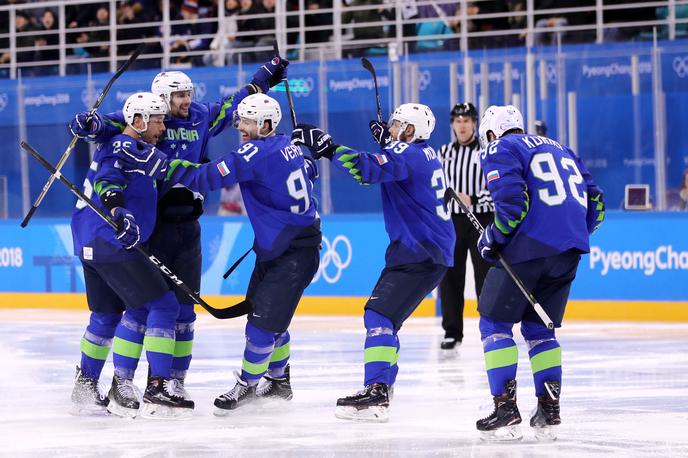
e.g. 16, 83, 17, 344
342, 0, 394, 57
305, 0, 333, 45
414, 1, 458, 52
206, 0, 241, 67
1, 11, 37, 72
32, 9, 60, 76
252, 0, 277, 62
234, 0, 262, 63
169, 0, 213, 66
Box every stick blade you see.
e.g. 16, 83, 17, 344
360, 57, 376, 76
443, 187, 456, 208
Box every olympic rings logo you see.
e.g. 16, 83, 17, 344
546, 63, 557, 83
672, 56, 688, 78
313, 234, 352, 284
418, 70, 432, 91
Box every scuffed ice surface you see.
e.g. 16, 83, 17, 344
1, 310, 687, 457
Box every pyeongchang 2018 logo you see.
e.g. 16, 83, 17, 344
589, 245, 688, 276
672, 56, 688, 78
312, 234, 352, 284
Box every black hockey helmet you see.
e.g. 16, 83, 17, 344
450, 102, 477, 121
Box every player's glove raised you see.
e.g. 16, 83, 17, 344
250, 56, 290, 93
69, 111, 103, 139
477, 223, 501, 264
112, 207, 140, 250
116, 141, 169, 180
291, 123, 339, 160
369, 120, 391, 146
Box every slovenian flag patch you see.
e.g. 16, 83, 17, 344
217, 161, 231, 176
487, 170, 500, 182
374, 154, 389, 165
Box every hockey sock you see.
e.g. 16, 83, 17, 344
480, 316, 518, 396
388, 332, 400, 386
171, 303, 196, 380
241, 322, 275, 386
267, 331, 290, 378
522, 320, 561, 397
113, 310, 146, 379
363, 309, 397, 386
80, 312, 121, 380
144, 291, 179, 379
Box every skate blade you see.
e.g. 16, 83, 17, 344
69, 403, 109, 417
533, 425, 558, 442
439, 348, 459, 359
479, 425, 523, 442
334, 405, 389, 423
139, 402, 193, 420
107, 402, 138, 419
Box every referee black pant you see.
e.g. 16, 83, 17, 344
439, 212, 493, 341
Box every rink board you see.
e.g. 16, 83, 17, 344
0, 212, 687, 320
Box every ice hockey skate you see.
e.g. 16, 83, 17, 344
139, 376, 194, 420
440, 337, 461, 358
335, 382, 390, 423
476, 380, 523, 441
107, 374, 140, 419
530, 380, 561, 441
214, 372, 257, 415
257, 365, 293, 401
70, 365, 108, 415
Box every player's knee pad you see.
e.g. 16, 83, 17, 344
88, 311, 122, 336
479, 316, 514, 341
521, 320, 556, 350
245, 321, 275, 348
177, 302, 196, 324
144, 291, 180, 321
364, 309, 394, 337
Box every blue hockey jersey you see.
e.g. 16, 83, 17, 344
93, 87, 250, 164
71, 134, 159, 261
332, 140, 455, 267
165, 134, 321, 261
480, 133, 604, 264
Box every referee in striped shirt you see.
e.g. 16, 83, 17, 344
437, 102, 494, 351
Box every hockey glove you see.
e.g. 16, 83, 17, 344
369, 120, 391, 147
113, 207, 140, 250
291, 123, 339, 160
477, 223, 501, 264
69, 111, 103, 139
250, 56, 290, 93
116, 141, 169, 180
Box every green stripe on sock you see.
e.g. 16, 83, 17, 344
270, 342, 290, 362
173, 340, 193, 358
391, 348, 399, 366
484, 345, 518, 371
242, 357, 270, 375
113, 336, 143, 359
530, 347, 562, 373
364, 346, 397, 364
143, 336, 175, 355
80, 338, 110, 361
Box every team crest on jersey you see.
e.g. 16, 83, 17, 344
217, 161, 231, 176
487, 170, 500, 182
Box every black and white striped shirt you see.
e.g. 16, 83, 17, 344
438, 138, 494, 214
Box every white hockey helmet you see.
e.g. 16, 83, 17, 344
235, 93, 282, 137
123, 92, 168, 133
389, 103, 435, 142
151, 71, 194, 110
478, 104, 524, 149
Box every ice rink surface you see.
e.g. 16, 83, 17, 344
1, 309, 687, 458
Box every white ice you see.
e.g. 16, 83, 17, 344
1, 309, 688, 457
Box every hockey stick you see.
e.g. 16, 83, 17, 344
272, 41, 297, 128
360, 57, 383, 123
20, 43, 146, 228
443, 187, 555, 330
19, 141, 252, 320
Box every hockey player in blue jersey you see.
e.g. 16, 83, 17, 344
69, 58, 288, 404
291, 103, 455, 422
115, 93, 321, 414
473, 105, 605, 441
70, 92, 196, 419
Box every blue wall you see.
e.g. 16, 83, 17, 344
1, 212, 687, 302
1, 40, 688, 217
